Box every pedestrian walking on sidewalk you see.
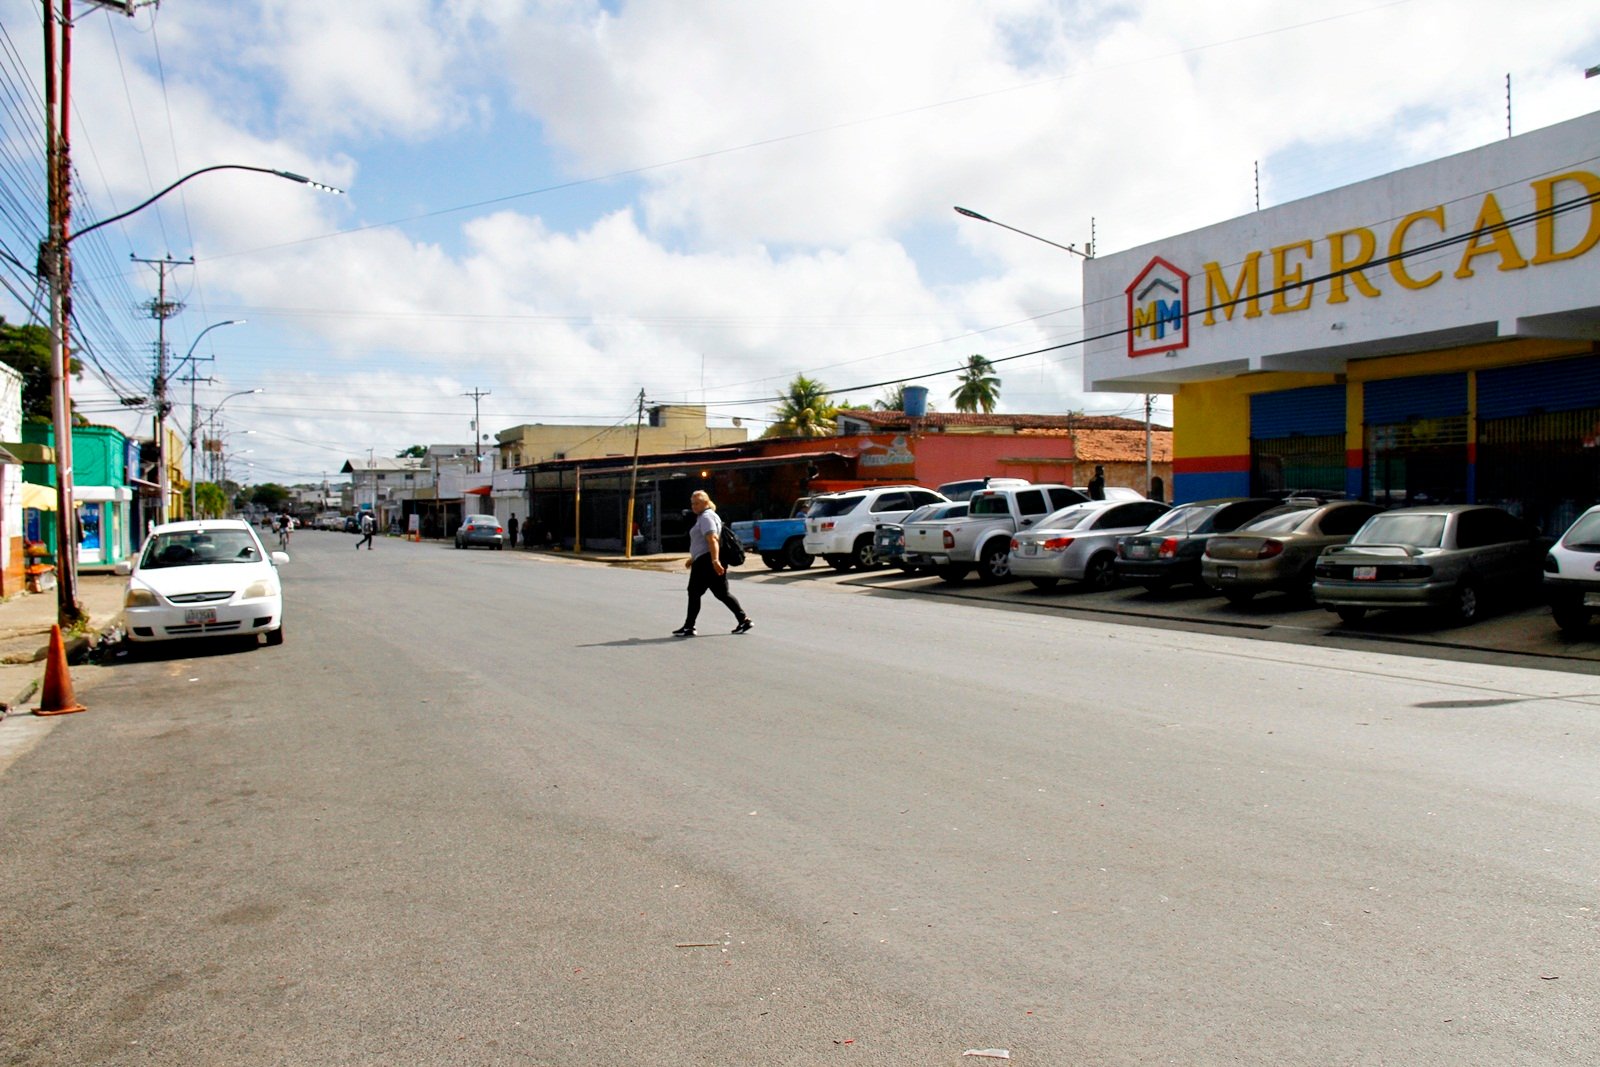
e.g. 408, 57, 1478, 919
507, 513, 520, 549
356, 511, 376, 550
673, 490, 751, 638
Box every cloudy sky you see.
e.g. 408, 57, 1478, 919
2, 0, 1597, 485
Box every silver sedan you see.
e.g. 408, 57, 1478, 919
1008, 499, 1171, 591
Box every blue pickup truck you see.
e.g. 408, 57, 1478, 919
730, 497, 816, 571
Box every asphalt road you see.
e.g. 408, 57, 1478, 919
3, 531, 1598, 1065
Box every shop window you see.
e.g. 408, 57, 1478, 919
1365, 417, 1469, 508
1477, 407, 1600, 537
1251, 434, 1345, 497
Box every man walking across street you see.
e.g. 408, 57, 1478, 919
507, 513, 519, 549
674, 490, 751, 637
356, 510, 376, 550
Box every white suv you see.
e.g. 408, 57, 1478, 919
803, 485, 948, 571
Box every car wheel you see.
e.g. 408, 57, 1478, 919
1452, 580, 1480, 625
1030, 577, 1059, 591
825, 553, 853, 573
1083, 553, 1117, 592
851, 536, 878, 571
936, 563, 971, 584
760, 553, 785, 571
1553, 605, 1590, 634
784, 538, 814, 570
976, 541, 1010, 584
265, 625, 285, 647
1222, 589, 1256, 605
1335, 606, 1366, 625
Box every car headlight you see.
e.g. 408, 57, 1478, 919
124, 587, 159, 608
241, 579, 278, 599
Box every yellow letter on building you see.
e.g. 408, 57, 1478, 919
1270, 240, 1314, 314
1531, 170, 1600, 265
1326, 227, 1381, 303
1389, 206, 1445, 290
1203, 251, 1263, 325
1455, 192, 1529, 278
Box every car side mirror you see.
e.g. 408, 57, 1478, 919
113, 560, 132, 576
271, 552, 290, 565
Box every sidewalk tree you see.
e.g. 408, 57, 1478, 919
250, 483, 291, 510
950, 354, 1000, 414
765, 374, 838, 438
0, 316, 81, 422
396, 444, 426, 458
193, 482, 226, 518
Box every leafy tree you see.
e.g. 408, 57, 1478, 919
396, 444, 427, 458
0, 316, 81, 422
193, 482, 227, 518
765, 374, 839, 438
950, 354, 1000, 414
250, 483, 291, 510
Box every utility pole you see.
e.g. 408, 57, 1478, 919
40, 0, 83, 626
1144, 394, 1154, 497
463, 388, 491, 473
625, 389, 646, 559
179, 367, 214, 515
133, 255, 189, 522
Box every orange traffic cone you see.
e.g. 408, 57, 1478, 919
33, 624, 86, 717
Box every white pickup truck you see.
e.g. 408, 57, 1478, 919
902, 483, 1087, 583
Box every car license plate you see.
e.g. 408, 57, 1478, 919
1584, 592, 1600, 608
1022, 544, 1037, 556
1353, 566, 1377, 580
1219, 566, 1238, 579
1127, 544, 1151, 559
184, 608, 217, 624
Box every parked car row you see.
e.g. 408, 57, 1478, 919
760, 483, 1593, 635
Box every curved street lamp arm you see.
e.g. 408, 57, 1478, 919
953, 205, 1091, 259
71, 165, 344, 244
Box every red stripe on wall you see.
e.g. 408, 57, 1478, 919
1173, 454, 1250, 474
1346, 449, 1364, 468
1467, 442, 1477, 463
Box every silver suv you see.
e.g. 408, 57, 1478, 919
803, 485, 947, 571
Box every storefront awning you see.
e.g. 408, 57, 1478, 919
21, 482, 56, 511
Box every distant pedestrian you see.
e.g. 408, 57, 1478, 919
1087, 465, 1106, 500
356, 511, 376, 550
507, 513, 519, 548
673, 490, 751, 638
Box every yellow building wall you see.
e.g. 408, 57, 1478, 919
496, 406, 747, 469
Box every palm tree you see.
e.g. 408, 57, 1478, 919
950, 354, 1000, 414
766, 374, 839, 437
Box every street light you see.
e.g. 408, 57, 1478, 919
172, 320, 245, 520
203, 392, 261, 493
953, 206, 1093, 258
41, 162, 340, 625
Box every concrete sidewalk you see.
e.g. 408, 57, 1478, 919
0, 574, 126, 713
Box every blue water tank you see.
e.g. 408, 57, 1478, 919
903, 386, 929, 417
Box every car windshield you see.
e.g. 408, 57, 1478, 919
1144, 504, 1220, 535
1561, 511, 1600, 549
810, 496, 863, 518
466, 515, 496, 524
1236, 505, 1315, 535
142, 529, 263, 568
1352, 513, 1446, 547
1036, 507, 1097, 531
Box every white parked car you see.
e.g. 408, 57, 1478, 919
1543, 504, 1600, 633
1008, 499, 1172, 590
115, 519, 289, 645
803, 485, 947, 571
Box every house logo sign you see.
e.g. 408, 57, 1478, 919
1124, 256, 1190, 358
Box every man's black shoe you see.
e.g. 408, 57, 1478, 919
732, 618, 753, 635
672, 625, 696, 637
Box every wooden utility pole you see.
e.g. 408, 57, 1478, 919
625, 389, 645, 559
133, 255, 187, 523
